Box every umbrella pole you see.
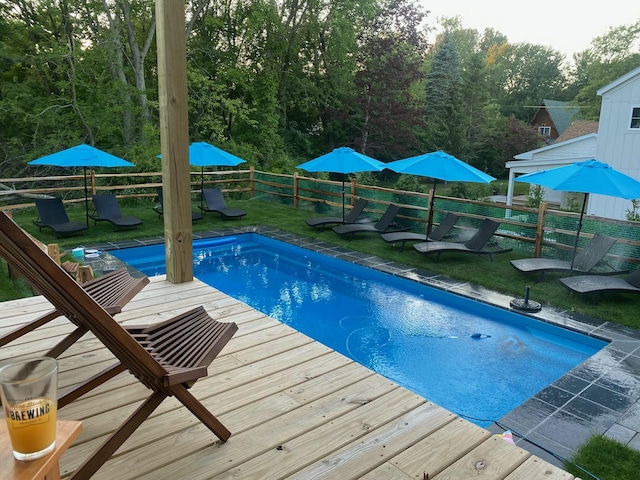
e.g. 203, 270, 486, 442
200, 167, 204, 210
83, 167, 90, 226
426, 178, 437, 236
570, 193, 588, 270
342, 176, 346, 222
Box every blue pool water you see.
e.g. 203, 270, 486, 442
112, 234, 606, 426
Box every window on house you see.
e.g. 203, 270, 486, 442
538, 126, 551, 136
631, 107, 640, 129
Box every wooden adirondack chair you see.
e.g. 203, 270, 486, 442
0, 212, 238, 479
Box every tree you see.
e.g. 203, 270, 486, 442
424, 32, 463, 154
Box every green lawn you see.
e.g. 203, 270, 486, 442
2, 197, 639, 329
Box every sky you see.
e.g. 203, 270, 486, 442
425, 1, 639, 58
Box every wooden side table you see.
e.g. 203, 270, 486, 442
1, 420, 82, 480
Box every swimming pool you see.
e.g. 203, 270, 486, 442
112, 234, 606, 426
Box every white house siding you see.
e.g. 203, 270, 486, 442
505, 135, 597, 207
592, 66, 640, 220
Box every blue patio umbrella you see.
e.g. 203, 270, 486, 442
387, 150, 495, 235
516, 159, 640, 268
296, 147, 386, 221
157, 142, 247, 208
29, 144, 134, 225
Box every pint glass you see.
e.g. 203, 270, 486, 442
0, 357, 58, 460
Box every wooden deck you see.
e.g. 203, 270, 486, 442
0, 276, 581, 479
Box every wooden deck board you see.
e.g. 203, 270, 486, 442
0, 276, 581, 480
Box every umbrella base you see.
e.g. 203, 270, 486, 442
509, 298, 542, 313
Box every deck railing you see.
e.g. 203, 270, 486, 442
2, 167, 640, 267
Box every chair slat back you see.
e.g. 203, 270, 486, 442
0, 212, 167, 387
463, 219, 499, 251
35, 198, 71, 225
93, 194, 124, 219
374, 204, 400, 230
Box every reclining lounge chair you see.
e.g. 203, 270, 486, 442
199, 187, 247, 219
413, 218, 510, 262
154, 187, 203, 222
90, 193, 143, 229
560, 268, 640, 295
305, 198, 369, 229
332, 203, 405, 240
33, 197, 88, 237
510, 233, 617, 276
0, 211, 238, 479
380, 212, 460, 251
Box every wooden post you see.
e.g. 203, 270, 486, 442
293, 172, 299, 208
534, 202, 548, 258
426, 188, 435, 235
350, 179, 356, 207
249, 166, 255, 198
156, 0, 193, 283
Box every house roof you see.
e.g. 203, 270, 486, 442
597, 65, 640, 96
539, 99, 580, 135
554, 120, 599, 143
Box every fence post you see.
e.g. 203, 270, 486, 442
90, 170, 96, 195
293, 172, 299, 208
534, 202, 548, 257
425, 188, 435, 235
350, 179, 356, 207
249, 165, 255, 198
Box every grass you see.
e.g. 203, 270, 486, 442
3, 196, 640, 479
564, 435, 640, 480
3, 197, 640, 329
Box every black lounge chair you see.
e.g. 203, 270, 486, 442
90, 193, 143, 229
199, 188, 247, 219
332, 204, 406, 240
560, 268, 640, 295
154, 187, 203, 222
33, 197, 88, 237
510, 233, 617, 275
305, 198, 369, 229
413, 218, 510, 262
380, 212, 460, 251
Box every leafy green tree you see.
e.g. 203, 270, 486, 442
424, 32, 464, 154
571, 21, 640, 119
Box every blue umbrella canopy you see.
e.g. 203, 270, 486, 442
29, 144, 134, 225
387, 150, 495, 234
516, 159, 640, 268
387, 150, 495, 183
296, 147, 386, 174
296, 147, 386, 220
29, 144, 134, 168
187, 141, 247, 167
515, 159, 640, 199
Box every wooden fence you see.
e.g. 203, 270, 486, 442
2, 168, 640, 266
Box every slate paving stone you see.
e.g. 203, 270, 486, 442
552, 374, 590, 395
564, 396, 619, 429
534, 385, 575, 408
581, 383, 635, 413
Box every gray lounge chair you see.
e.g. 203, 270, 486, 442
560, 268, 640, 295
332, 204, 405, 240
90, 193, 143, 229
199, 188, 247, 219
510, 233, 617, 275
413, 218, 510, 262
380, 212, 460, 251
305, 198, 369, 229
154, 187, 203, 222
33, 197, 88, 237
